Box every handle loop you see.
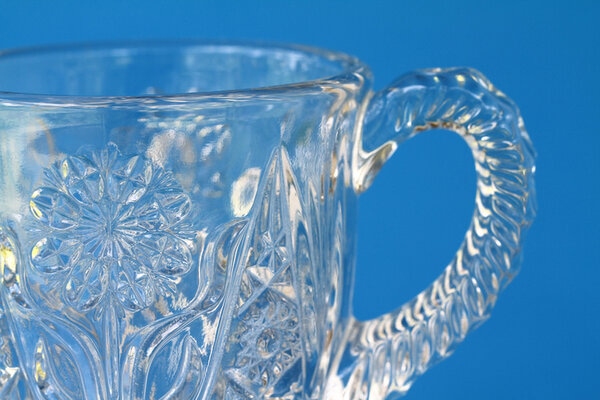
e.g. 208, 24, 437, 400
332, 68, 536, 399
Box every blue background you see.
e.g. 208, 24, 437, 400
1, 1, 598, 398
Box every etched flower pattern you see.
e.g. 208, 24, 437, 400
29, 143, 194, 316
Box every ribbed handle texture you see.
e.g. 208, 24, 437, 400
334, 68, 536, 399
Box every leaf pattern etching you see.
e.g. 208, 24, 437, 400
29, 142, 194, 316
0, 300, 20, 399
0, 226, 27, 399
0, 144, 318, 399
23, 142, 198, 399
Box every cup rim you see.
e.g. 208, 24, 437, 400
0, 39, 371, 107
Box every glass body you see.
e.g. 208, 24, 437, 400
0, 42, 535, 399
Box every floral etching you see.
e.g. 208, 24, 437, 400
29, 142, 194, 315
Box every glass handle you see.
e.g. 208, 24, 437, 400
331, 68, 537, 399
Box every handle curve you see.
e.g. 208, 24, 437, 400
329, 68, 536, 399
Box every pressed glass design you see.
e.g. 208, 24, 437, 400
0, 41, 535, 399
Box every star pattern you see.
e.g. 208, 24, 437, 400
220, 148, 309, 399
29, 143, 194, 315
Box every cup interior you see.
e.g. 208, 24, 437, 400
0, 41, 359, 97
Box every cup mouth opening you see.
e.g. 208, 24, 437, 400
0, 40, 370, 106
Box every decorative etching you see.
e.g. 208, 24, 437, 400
0, 143, 317, 399
215, 147, 315, 399
29, 142, 194, 316
0, 143, 206, 399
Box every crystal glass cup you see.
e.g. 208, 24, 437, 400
0, 41, 535, 399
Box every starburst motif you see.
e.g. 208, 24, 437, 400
29, 143, 194, 316
218, 148, 308, 399
226, 294, 302, 398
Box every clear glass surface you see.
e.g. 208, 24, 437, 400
0, 41, 535, 399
